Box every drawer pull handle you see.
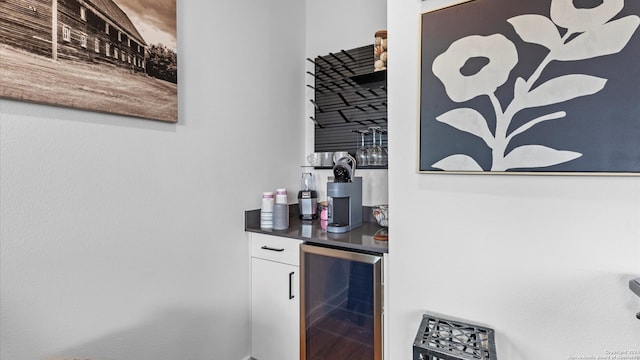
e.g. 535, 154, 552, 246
289, 272, 295, 299
261, 245, 285, 252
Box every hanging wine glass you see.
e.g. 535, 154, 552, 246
367, 126, 383, 166
354, 129, 369, 167
379, 128, 388, 166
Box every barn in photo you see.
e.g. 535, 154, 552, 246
0, 0, 147, 72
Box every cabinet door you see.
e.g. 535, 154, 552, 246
251, 258, 299, 360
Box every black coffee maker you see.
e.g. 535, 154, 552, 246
327, 156, 362, 233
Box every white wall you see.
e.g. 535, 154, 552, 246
0, 1, 305, 359
387, 1, 640, 359
305, 0, 389, 206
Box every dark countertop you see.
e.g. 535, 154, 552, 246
245, 207, 389, 254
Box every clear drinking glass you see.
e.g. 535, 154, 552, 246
366, 127, 383, 166
355, 129, 369, 167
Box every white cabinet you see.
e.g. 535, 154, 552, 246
250, 233, 301, 360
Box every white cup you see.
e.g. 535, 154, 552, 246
333, 151, 350, 163
319, 152, 333, 167
307, 153, 321, 166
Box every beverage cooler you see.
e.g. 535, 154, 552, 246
300, 244, 383, 360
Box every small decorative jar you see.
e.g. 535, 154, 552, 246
374, 30, 387, 72
319, 201, 328, 221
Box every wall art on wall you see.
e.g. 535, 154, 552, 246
0, 0, 177, 123
419, 0, 640, 174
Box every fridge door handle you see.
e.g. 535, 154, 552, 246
289, 271, 295, 299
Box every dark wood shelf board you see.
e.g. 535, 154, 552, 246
350, 70, 386, 86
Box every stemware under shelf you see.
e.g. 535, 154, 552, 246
355, 129, 369, 167
367, 127, 383, 166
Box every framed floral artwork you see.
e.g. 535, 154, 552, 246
419, 0, 640, 174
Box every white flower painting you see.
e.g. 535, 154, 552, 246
420, 0, 640, 173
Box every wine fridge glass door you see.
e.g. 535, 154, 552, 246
300, 244, 383, 360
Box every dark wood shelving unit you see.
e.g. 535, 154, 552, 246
313, 165, 388, 170
350, 69, 386, 87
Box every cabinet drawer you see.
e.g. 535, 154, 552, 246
250, 233, 301, 266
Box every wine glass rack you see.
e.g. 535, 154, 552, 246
308, 45, 388, 168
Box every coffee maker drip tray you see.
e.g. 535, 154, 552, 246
327, 222, 351, 233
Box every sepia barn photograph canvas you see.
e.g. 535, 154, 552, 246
0, 0, 177, 123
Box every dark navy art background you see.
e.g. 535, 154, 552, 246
419, 0, 640, 173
